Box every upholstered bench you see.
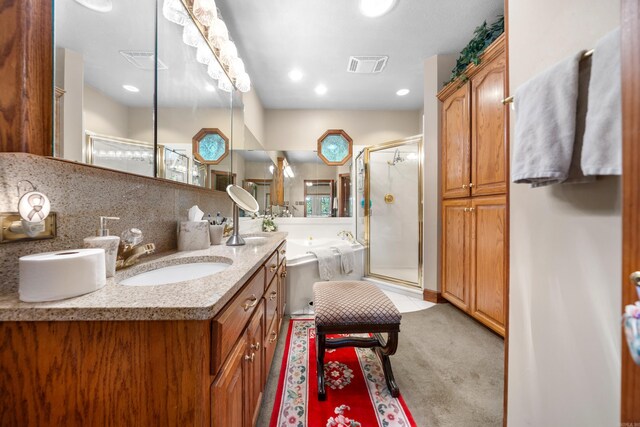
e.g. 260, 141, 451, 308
313, 280, 402, 400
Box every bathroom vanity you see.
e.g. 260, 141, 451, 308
0, 233, 287, 427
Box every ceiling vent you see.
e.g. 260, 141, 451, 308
347, 56, 388, 74
119, 51, 168, 70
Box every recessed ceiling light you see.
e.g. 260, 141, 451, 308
359, 0, 396, 17
396, 88, 410, 96
315, 84, 328, 96
122, 85, 140, 93
205, 84, 216, 92
73, 0, 113, 12
288, 69, 304, 82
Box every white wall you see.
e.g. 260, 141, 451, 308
264, 109, 421, 151
508, 1, 621, 425
243, 89, 265, 146
83, 84, 130, 138
57, 48, 84, 162
423, 54, 457, 292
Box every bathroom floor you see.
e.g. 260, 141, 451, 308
259, 292, 504, 426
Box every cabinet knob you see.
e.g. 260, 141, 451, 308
464, 207, 470, 212
251, 341, 260, 351
270, 264, 277, 272
469, 207, 475, 212
244, 352, 255, 363
242, 294, 258, 311
269, 290, 277, 301
269, 331, 278, 343
280, 249, 286, 256
462, 184, 468, 189
280, 270, 287, 278
469, 183, 474, 188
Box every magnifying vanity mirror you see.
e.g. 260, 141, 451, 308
226, 184, 259, 246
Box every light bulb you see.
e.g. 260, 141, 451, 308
208, 18, 229, 49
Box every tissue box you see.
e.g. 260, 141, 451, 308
178, 221, 210, 251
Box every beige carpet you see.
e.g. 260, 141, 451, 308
257, 304, 504, 426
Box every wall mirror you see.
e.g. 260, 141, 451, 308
274, 151, 352, 218
52, 0, 237, 190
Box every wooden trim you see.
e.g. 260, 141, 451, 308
437, 34, 506, 102
621, 0, 640, 421
503, 0, 510, 423
0, 0, 53, 154
192, 128, 229, 165
317, 129, 353, 166
422, 288, 447, 303
338, 173, 350, 217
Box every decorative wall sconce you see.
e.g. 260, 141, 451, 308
192, 128, 229, 165
317, 129, 353, 166
1, 181, 56, 243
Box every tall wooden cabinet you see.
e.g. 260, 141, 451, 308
438, 34, 508, 336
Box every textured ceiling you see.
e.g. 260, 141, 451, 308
218, 0, 504, 110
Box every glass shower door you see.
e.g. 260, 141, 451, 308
365, 136, 422, 288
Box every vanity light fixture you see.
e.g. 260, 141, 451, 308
315, 84, 328, 95
73, 0, 112, 13
122, 85, 139, 93
359, 0, 397, 17
396, 88, 410, 96
289, 69, 304, 82
163, 0, 251, 92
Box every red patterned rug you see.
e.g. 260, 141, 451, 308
270, 319, 417, 427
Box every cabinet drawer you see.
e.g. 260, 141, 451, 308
265, 250, 278, 290
211, 267, 266, 376
264, 312, 279, 378
277, 241, 287, 266
265, 276, 278, 331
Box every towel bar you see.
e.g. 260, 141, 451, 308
502, 49, 594, 104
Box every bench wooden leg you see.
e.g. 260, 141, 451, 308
374, 332, 400, 397
316, 332, 326, 401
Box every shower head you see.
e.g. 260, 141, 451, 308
387, 148, 405, 166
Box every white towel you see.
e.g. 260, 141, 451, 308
332, 242, 355, 275
581, 28, 622, 176
512, 51, 584, 187
308, 247, 339, 281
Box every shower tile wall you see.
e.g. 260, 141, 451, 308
368, 147, 420, 284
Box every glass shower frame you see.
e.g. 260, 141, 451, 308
361, 135, 423, 289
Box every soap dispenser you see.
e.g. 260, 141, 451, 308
83, 216, 120, 278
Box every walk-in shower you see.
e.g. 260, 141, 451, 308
356, 135, 423, 288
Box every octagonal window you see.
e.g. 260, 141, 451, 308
192, 128, 229, 165
317, 130, 352, 166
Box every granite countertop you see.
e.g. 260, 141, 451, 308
0, 232, 287, 321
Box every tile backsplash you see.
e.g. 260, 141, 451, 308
0, 154, 232, 292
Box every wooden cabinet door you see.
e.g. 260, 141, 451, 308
442, 82, 471, 199
211, 333, 247, 427
244, 301, 264, 427
471, 54, 507, 196
441, 198, 472, 311
470, 196, 507, 336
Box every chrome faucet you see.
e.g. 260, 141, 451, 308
338, 230, 355, 243
116, 228, 156, 270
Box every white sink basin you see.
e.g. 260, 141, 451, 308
119, 262, 230, 286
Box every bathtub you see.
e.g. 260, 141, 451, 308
285, 238, 364, 315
